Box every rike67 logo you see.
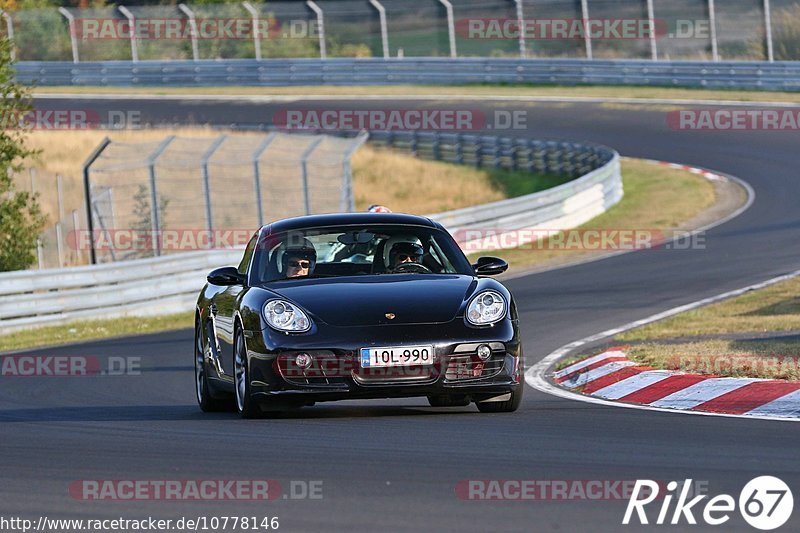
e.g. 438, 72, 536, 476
624, 477, 793, 530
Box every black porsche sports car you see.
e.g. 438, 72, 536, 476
194, 212, 523, 418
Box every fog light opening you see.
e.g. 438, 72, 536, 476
295, 353, 313, 369
477, 344, 492, 361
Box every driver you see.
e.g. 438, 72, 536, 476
282, 239, 317, 279
388, 241, 425, 272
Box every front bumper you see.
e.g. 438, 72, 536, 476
244, 319, 522, 404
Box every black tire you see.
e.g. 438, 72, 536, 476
234, 326, 262, 419
195, 320, 229, 412
427, 394, 471, 407
475, 386, 523, 413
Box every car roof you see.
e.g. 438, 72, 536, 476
261, 212, 441, 235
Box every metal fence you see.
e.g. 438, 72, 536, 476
3, 0, 800, 63
10, 168, 86, 270
15, 57, 800, 90
15, 131, 366, 268
367, 130, 621, 249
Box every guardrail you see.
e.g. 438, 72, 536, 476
16, 58, 800, 91
0, 250, 241, 332
367, 130, 620, 250
0, 133, 620, 333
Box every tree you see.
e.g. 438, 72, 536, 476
0, 37, 47, 271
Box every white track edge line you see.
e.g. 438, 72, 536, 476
525, 267, 800, 423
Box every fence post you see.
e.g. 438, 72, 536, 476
369, 0, 389, 59
437, 0, 457, 58
57, 7, 79, 63
200, 135, 227, 246
513, 0, 526, 59
708, 0, 719, 61
306, 1, 327, 59
580, 0, 592, 60
242, 2, 262, 60
118, 6, 139, 62
0, 10, 14, 61
341, 131, 369, 212
178, 4, 200, 61
300, 137, 324, 215
82, 138, 111, 265
764, 0, 774, 62
72, 209, 82, 263
55, 173, 65, 267
646, 0, 658, 61
252, 132, 276, 226
56, 174, 64, 222
146, 136, 176, 257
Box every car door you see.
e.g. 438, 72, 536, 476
212, 234, 257, 379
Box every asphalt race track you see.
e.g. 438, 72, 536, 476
3, 95, 800, 532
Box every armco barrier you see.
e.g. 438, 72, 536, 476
16, 58, 800, 91
0, 136, 620, 333
0, 250, 242, 332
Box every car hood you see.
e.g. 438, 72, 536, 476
267, 275, 477, 326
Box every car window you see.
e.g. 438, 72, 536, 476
237, 233, 258, 276
253, 224, 472, 283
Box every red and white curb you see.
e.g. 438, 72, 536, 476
622, 157, 729, 182
555, 350, 800, 419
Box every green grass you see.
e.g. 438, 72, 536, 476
487, 168, 572, 199
34, 84, 800, 103
473, 158, 717, 272
618, 276, 800, 341
0, 312, 194, 353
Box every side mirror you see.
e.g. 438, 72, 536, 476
472, 256, 508, 276
207, 266, 244, 286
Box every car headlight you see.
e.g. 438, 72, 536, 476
263, 300, 312, 332
466, 290, 507, 326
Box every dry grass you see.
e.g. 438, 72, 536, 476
619, 276, 800, 341
627, 340, 800, 380
475, 159, 717, 271
610, 269, 800, 380
35, 84, 800, 103
0, 312, 194, 354
351, 146, 505, 214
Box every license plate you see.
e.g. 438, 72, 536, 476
360, 345, 433, 368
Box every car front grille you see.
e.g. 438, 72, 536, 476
351, 362, 442, 386
445, 354, 504, 382
276, 352, 348, 388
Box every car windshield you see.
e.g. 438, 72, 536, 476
251, 224, 473, 283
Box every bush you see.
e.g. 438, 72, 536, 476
0, 38, 47, 271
